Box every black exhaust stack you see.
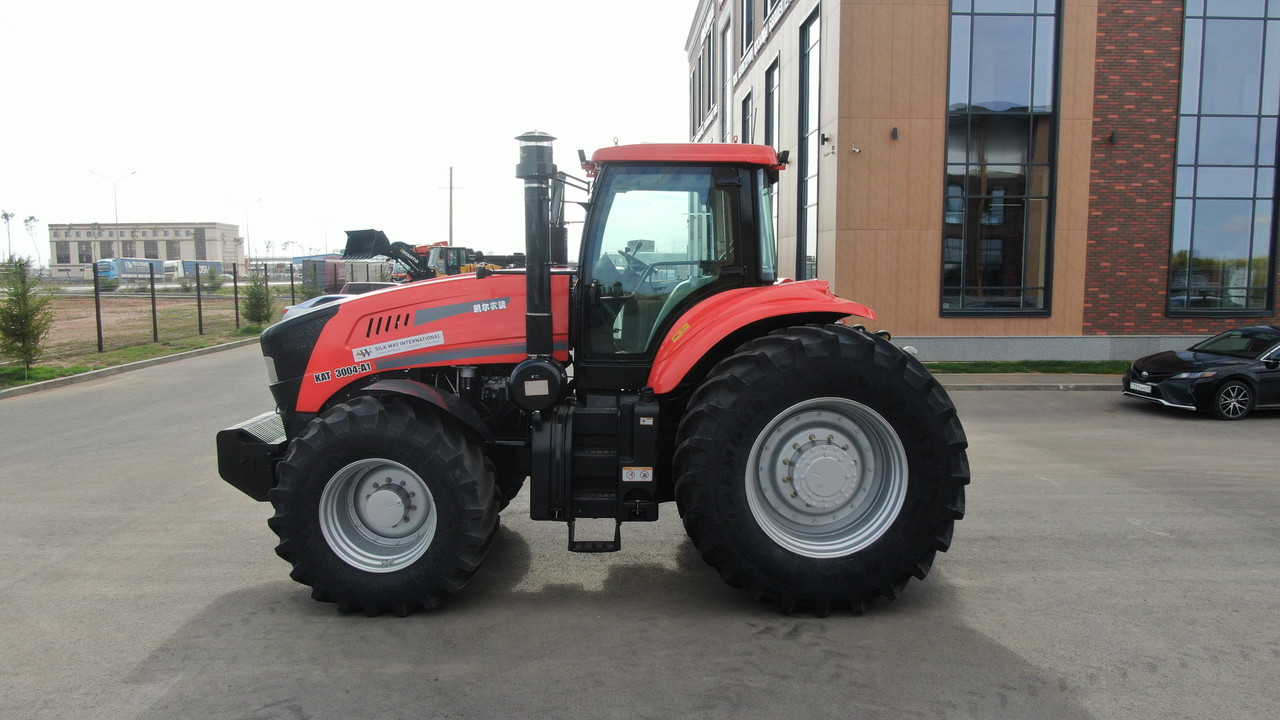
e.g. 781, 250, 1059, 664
511, 131, 567, 411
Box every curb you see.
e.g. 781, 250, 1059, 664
0, 337, 260, 401
938, 381, 1119, 392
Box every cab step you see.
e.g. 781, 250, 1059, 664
567, 519, 622, 553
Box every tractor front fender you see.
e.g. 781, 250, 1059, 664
362, 378, 493, 441
647, 280, 875, 395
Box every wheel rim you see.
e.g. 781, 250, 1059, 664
747, 397, 908, 559
319, 458, 437, 573
1218, 383, 1251, 419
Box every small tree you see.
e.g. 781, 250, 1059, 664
0, 256, 55, 376
202, 264, 223, 292
241, 268, 274, 326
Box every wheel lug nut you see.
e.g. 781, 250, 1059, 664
790, 491, 798, 498
782, 476, 791, 483
808, 434, 815, 441
782, 458, 790, 466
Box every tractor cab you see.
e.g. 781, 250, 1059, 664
571, 153, 781, 392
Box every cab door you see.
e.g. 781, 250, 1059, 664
572, 164, 752, 391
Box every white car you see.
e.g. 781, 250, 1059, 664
281, 294, 344, 319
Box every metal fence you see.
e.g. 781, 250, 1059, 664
39, 264, 304, 359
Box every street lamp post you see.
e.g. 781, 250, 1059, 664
89, 170, 137, 243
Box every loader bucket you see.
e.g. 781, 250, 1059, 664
342, 229, 393, 260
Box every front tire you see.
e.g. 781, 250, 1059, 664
1210, 380, 1253, 420
674, 325, 969, 615
268, 395, 498, 616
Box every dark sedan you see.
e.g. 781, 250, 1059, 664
1122, 325, 1280, 420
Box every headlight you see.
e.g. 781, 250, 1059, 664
1172, 370, 1217, 379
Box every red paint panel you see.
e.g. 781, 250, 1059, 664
647, 280, 875, 394
587, 143, 784, 171
296, 272, 572, 411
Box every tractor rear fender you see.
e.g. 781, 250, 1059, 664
361, 378, 493, 441
647, 280, 875, 395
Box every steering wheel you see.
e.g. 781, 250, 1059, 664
618, 241, 653, 275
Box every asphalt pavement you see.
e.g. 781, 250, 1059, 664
0, 344, 1275, 719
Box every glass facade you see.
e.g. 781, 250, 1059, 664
796, 10, 820, 280
1170, 2, 1279, 314
944, 0, 1058, 314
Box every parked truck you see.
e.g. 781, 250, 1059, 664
217, 133, 970, 617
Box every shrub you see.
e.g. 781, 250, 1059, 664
241, 271, 274, 325
0, 256, 54, 374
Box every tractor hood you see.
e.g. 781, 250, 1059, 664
288, 271, 572, 413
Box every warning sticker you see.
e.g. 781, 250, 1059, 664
622, 467, 653, 483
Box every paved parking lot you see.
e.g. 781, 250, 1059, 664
1, 344, 1276, 719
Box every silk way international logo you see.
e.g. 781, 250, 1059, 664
353, 331, 445, 363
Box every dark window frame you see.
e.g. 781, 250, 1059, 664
796, 9, 820, 281
941, 1, 1062, 318
1168, 7, 1279, 317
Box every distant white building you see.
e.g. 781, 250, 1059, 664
48, 221, 242, 280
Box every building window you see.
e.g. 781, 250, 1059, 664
942, 0, 1058, 315
144, 241, 159, 259
99, 241, 114, 259
721, 22, 732, 142
765, 60, 781, 238
196, 239, 207, 261
741, 91, 753, 142
77, 242, 93, 264
765, 0, 781, 18
1169, 3, 1279, 315
741, 0, 755, 56
166, 240, 180, 259
796, 9, 820, 280
55, 242, 70, 264
122, 241, 136, 257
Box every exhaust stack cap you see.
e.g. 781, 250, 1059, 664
516, 131, 557, 180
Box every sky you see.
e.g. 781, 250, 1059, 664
0, 0, 696, 264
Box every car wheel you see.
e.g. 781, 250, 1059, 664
1210, 380, 1253, 420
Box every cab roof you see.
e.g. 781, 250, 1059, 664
584, 143, 785, 176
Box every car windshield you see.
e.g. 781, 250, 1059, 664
1190, 328, 1280, 359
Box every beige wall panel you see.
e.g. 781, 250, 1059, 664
1059, 0, 1100, 118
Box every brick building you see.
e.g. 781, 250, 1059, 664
686, 0, 1279, 359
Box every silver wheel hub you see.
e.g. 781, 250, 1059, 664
748, 397, 908, 559
320, 459, 437, 572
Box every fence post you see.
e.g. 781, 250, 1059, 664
233, 264, 241, 329
92, 265, 104, 353
149, 264, 159, 342
289, 263, 296, 304
196, 265, 205, 335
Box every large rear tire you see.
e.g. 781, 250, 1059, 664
674, 325, 969, 615
268, 395, 498, 616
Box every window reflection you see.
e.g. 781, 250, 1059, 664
943, 2, 1056, 313
1170, 4, 1277, 314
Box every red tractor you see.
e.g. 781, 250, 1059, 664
217, 133, 969, 616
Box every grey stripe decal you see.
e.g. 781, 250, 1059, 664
375, 340, 568, 371
414, 297, 512, 326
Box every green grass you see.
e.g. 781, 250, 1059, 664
1, 331, 260, 390
923, 360, 1130, 374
